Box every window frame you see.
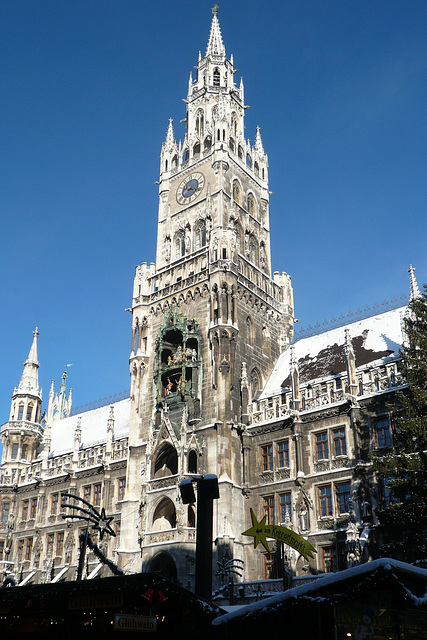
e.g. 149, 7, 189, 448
279, 491, 292, 523
375, 417, 392, 448
22, 500, 29, 521
315, 431, 329, 461
30, 498, 37, 520
333, 428, 347, 457
277, 440, 290, 468
118, 478, 126, 502
318, 484, 333, 517
93, 483, 102, 507
261, 445, 273, 472
336, 482, 351, 514
263, 495, 275, 525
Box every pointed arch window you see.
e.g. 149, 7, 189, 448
204, 136, 212, 151
195, 221, 207, 250
175, 232, 186, 259
247, 193, 255, 216
213, 68, 220, 86
187, 505, 196, 528
238, 145, 244, 160
193, 142, 201, 156
152, 497, 176, 530
18, 404, 24, 420
246, 316, 254, 346
172, 154, 178, 168
195, 109, 204, 137
254, 161, 260, 177
246, 154, 252, 168
26, 404, 33, 421
232, 180, 240, 205
231, 112, 238, 138
248, 236, 257, 263
229, 137, 235, 153
182, 149, 189, 163
188, 450, 198, 474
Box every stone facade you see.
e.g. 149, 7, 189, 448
0, 9, 416, 590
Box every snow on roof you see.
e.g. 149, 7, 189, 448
212, 558, 427, 627
260, 306, 406, 400
49, 398, 130, 456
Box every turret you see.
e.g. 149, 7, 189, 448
0, 329, 44, 473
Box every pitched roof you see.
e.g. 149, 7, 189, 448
260, 306, 405, 399
49, 398, 130, 455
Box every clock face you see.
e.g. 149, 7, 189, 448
176, 172, 205, 205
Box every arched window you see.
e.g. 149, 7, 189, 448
213, 68, 220, 86
26, 404, 33, 421
231, 112, 238, 138
195, 221, 206, 250
247, 193, 255, 216
229, 137, 235, 153
187, 505, 196, 528
153, 443, 178, 478
175, 232, 186, 259
204, 136, 212, 151
195, 110, 204, 136
188, 450, 197, 474
232, 180, 240, 204
165, 159, 168, 171
223, 129, 226, 141
172, 154, 178, 168
193, 142, 200, 156
238, 146, 244, 159
18, 404, 24, 420
254, 161, 259, 176
249, 236, 257, 263
152, 497, 176, 530
246, 154, 252, 168
246, 316, 254, 345
182, 149, 189, 163
262, 327, 271, 357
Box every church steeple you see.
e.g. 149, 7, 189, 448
206, 4, 225, 58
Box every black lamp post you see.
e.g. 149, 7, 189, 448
179, 474, 219, 601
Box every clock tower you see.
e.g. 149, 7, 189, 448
120, 7, 294, 581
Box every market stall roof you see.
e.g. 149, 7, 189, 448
212, 558, 427, 629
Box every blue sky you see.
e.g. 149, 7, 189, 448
1, 0, 426, 424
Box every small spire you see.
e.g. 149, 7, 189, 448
164, 118, 176, 152
17, 328, 40, 395
408, 264, 421, 300
239, 77, 244, 103
254, 126, 264, 156
206, 5, 225, 57
187, 71, 193, 98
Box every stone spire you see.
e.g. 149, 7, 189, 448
254, 126, 265, 156
164, 118, 177, 153
408, 264, 421, 301
17, 327, 40, 395
206, 4, 225, 58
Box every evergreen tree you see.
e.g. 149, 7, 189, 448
374, 285, 427, 564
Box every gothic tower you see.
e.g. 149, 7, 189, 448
120, 8, 294, 580
0, 329, 43, 478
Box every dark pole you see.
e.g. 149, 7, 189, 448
195, 480, 214, 600
179, 475, 219, 602
77, 523, 90, 581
